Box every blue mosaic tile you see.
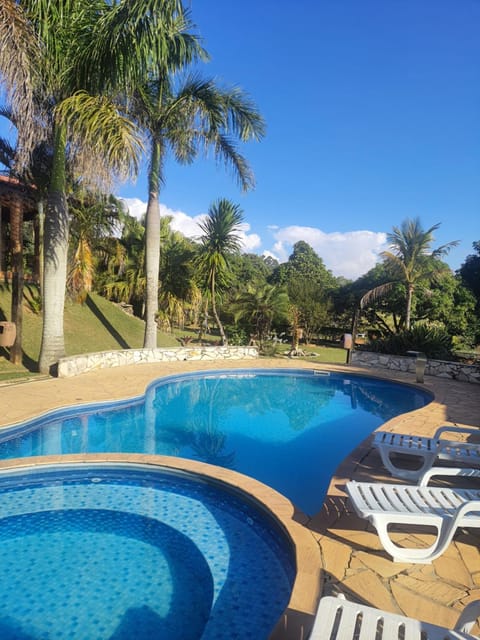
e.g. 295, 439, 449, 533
0, 466, 294, 639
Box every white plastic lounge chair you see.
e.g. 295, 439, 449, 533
373, 426, 480, 481
345, 468, 480, 563
310, 595, 480, 639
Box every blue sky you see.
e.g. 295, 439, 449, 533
118, 0, 480, 279
2, 1, 479, 280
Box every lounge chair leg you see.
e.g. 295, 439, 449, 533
380, 449, 437, 482
373, 517, 454, 564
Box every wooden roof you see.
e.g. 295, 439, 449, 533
0, 175, 37, 221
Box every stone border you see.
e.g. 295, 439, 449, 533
57, 346, 259, 378
352, 350, 480, 384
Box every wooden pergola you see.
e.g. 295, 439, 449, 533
0, 175, 40, 364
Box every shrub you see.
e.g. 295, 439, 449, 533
225, 325, 248, 346
260, 341, 279, 357
367, 322, 453, 360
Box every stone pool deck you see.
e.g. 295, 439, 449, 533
1, 358, 480, 639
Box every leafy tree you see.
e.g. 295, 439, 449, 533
361, 218, 458, 330
412, 270, 479, 349
287, 277, 331, 344
230, 253, 275, 288
270, 241, 335, 341
459, 242, 480, 310
196, 199, 244, 345
271, 241, 335, 291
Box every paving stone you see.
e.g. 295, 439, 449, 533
318, 535, 352, 582
356, 550, 408, 578
433, 551, 472, 588
390, 582, 458, 629
392, 574, 466, 605
330, 529, 385, 551
345, 556, 368, 575
409, 564, 440, 581
342, 571, 397, 613
455, 534, 480, 573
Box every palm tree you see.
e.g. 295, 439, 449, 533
196, 199, 245, 345
231, 283, 289, 346
361, 218, 458, 330
16, 0, 198, 373
103, 213, 146, 318
134, 73, 265, 348
158, 220, 199, 331
67, 192, 121, 303
0, 0, 40, 169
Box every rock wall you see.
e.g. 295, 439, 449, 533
351, 350, 480, 384
57, 346, 259, 378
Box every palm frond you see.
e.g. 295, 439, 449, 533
76, 0, 205, 93
55, 91, 144, 188
360, 281, 396, 309
0, 0, 41, 168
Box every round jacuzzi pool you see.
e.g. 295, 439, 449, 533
0, 462, 296, 640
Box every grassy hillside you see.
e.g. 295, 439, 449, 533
0, 286, 184, 380
0, 284, 347, 381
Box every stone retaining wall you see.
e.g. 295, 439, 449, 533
57, 346, 259, 378
351, 350, 480, 384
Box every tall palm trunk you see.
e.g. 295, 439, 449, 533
39, 123, 69, 374
143, 141, 161, 348
35, 198, 45, 291
405, 283, 414, 330
210, 272, 227, 346
9, 196, 23, 364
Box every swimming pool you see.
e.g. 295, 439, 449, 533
0, 462, 295, 640
0, 368, 432, 514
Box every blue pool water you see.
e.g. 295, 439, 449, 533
0, 464, 294, 640
0, 369, 432, 514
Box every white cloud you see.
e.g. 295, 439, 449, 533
120, 197, 146, 220
267, 225, 387, 279
238, 223, 261, 251
120, 197, 261, 251
121, 198, 385, 279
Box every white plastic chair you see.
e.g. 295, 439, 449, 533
345, 468, 480, 563
372, 426, 480, 481
309, 595, 480, 639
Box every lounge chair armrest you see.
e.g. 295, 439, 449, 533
434, 425, 480, 441
455, 599, 480, 632
419, 467, 480, 486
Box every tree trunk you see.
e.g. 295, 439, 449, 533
210, 274, 227, 345
143, 141, 161, 349
35, 198, 45, 291
405, 284, 414, 330
10, 196, 23, 365
38, 124, 69, 375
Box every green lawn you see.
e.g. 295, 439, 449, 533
0, 285, 347, 381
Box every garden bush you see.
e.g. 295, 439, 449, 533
366, 322, 453, 360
